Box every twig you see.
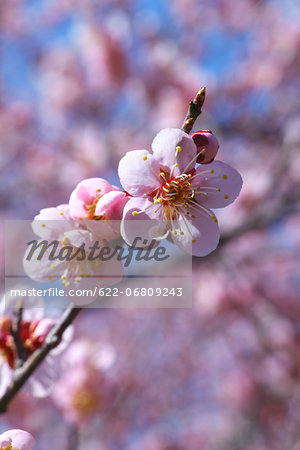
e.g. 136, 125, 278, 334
0, 304, 82, 413
181, 87, 206, 134
66, 425, 79, 450
10, 303, 28, 367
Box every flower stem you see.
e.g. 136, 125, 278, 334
181, 87, 206, 134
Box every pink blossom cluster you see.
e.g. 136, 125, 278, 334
23, 127, 242, 305
1, 0, 300, 447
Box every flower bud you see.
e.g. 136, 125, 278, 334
191, 130, 219, 164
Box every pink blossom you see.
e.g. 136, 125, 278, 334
118, 128, 242, 256
23, 205, 123, 305
31, 204, 76, 241
191, 129, 219, 164
69, 178, 128, 239
69, 178, 113, 221
0, 429, 35, 450
0, 293, 73, 398
52, 339, 116, 425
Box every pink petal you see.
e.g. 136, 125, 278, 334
32, 205, 73, 240
118, 150, 161, 196
64, 229, 95, 249
171, 212, 220, 257
151, 128, 197, 173
85, 219, 120, 241
0, 429, 35, 450
64, 256, 123, 306
121, 197, 165, 246
69, 178, 113, 220
0, 361, 13, 397
27, 355, 56, 398
23, 243, 67, 282
31, 318, 55, 341
193, 160, 243, 208
95, 190, 128, 221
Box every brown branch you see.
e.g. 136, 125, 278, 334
181, 87, 206, 134
10, 303, 28, 367
0, 304, 82, 414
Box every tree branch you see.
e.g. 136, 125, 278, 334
0, 304, 82, 414
181, 87, 206, 134
11, 303, 28, 367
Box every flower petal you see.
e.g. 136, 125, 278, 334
121, 197, 166, 246
171, 212, 220, 257
151, 128, 197, 173
0, 360, 13, 398
64, 256, 123, 306
193, 160, 243, 208
32, 205, 73, 240
118, 150, 161, 196
85, 219, 120, 241
0, 429, 35, 450
69, 178, 113, 220
95, 190, 128, 221
23, 242, 67, 282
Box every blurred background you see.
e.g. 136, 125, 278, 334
1, 0, 300, 448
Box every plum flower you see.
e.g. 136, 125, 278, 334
23, 205, 123, 305
0, 292, 73, 398
69, 178, 128, 240
118, 128, 242, 256
0, 429, 35, 450
52, 339, 117, 425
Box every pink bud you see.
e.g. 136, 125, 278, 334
191, 130, 219, 164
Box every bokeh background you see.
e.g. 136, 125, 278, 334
1, 0, 300, 449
